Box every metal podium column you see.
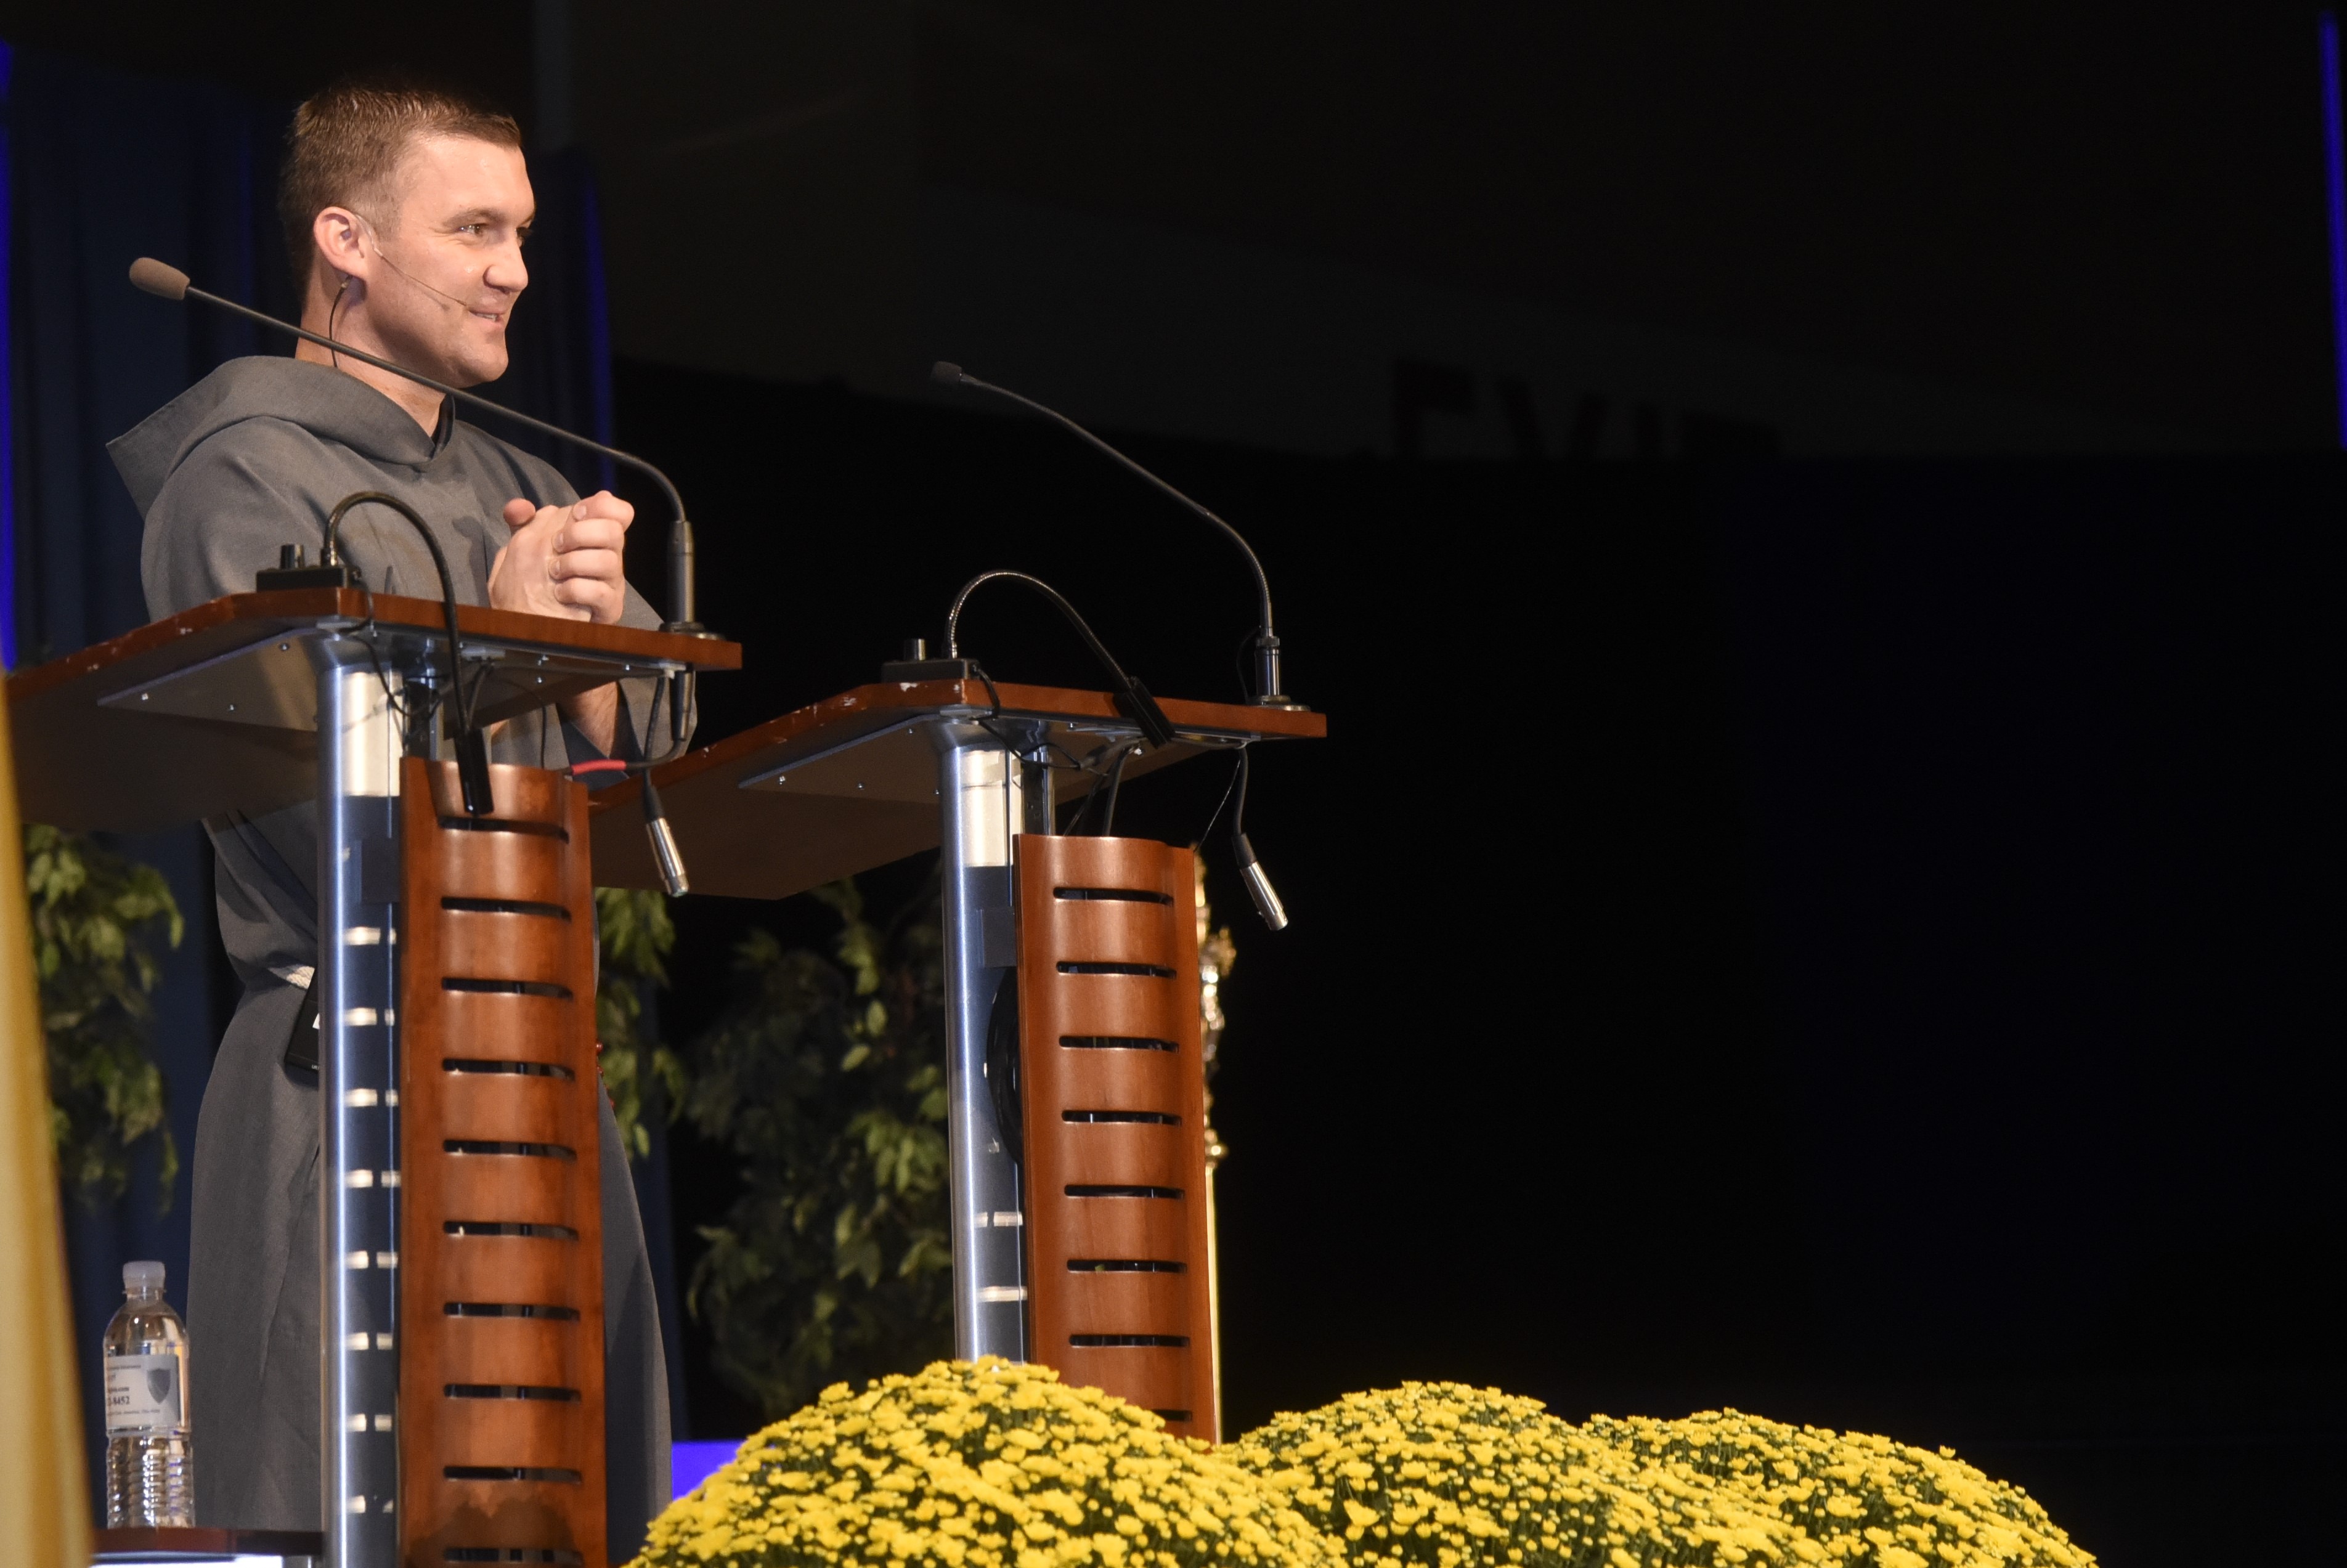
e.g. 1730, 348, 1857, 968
932, 716, 1053, 1360
314, 640, 404, 1566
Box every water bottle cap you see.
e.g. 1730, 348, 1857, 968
123, 1261, 165, 1293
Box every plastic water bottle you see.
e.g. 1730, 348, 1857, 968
104, 1260, 193, 1527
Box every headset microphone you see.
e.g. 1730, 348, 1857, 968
367, 239, 489, 317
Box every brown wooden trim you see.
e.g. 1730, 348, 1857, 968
1015, 835, 1216, 1442
589, 680, 1325, 820
399, 759, 607, 1568
5, 588, 738, 702
95, 1525, 327, 1556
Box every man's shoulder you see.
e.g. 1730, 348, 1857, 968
182, 409, 340, 460
153, 412, 375, 503
112, 355, 428, 516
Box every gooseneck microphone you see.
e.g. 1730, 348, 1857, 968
930, 364, 1298, 930
129, 257, 709, 745
929, 360, 1298, 709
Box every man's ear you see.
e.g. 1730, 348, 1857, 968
312, 205, 370, 283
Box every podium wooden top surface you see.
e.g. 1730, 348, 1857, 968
590, 678, 1325, 899
6, 589, 739, 832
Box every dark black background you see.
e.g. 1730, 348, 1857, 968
2, 3, 2341, 444
607, 362, 2341, 1567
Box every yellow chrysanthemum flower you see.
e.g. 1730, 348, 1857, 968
629, 1359, 1340, 1568
1226, 1384, 2093, 1568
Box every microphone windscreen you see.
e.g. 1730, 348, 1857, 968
129, 258, 192, 300
930, 360, 963, 385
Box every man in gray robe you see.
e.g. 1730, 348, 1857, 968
104, 81, 673, 1553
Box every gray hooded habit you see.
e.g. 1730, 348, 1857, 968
108, 355, 673, 1553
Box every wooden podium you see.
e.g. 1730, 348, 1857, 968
586, 678, 1324, 1440
14, 599, 1320, 1565
9, 591, 738, 1568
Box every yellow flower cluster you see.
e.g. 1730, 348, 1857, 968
629, 1359, 1341, 1568
1226, 1384, 2094, 1568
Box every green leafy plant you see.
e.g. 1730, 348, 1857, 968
22, 824, 184, 1206
683, 877, 954, 1420
596, 886, 688, 1161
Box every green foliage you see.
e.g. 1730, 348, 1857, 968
21, 824, 184, 1206
596, 887, 687, 1162
683, 877, 953, 1421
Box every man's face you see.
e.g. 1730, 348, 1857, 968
360, 136, 534, 388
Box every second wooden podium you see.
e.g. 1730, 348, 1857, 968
589, 677, 1324, 1442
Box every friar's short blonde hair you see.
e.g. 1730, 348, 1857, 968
279, 79, 524, 290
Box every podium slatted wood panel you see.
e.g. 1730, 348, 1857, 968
1014, 835, 1216, 1441
399, 759, 606, 1568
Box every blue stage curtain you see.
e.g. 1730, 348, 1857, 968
0, 40, 686, 1516
7, 43, 283, 1521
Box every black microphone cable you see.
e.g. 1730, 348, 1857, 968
1065, 739, 1141, 837
1193, 744, 1287, 932
327, 277, 349, 373
323, 491, 495, 816
1226, 747, 1287, 932
944, 570, 1176, 749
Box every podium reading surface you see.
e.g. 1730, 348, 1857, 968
586, 678, 1324, 899
7, 588, 738, 832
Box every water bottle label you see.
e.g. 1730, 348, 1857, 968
104, 1352, 184, 1436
